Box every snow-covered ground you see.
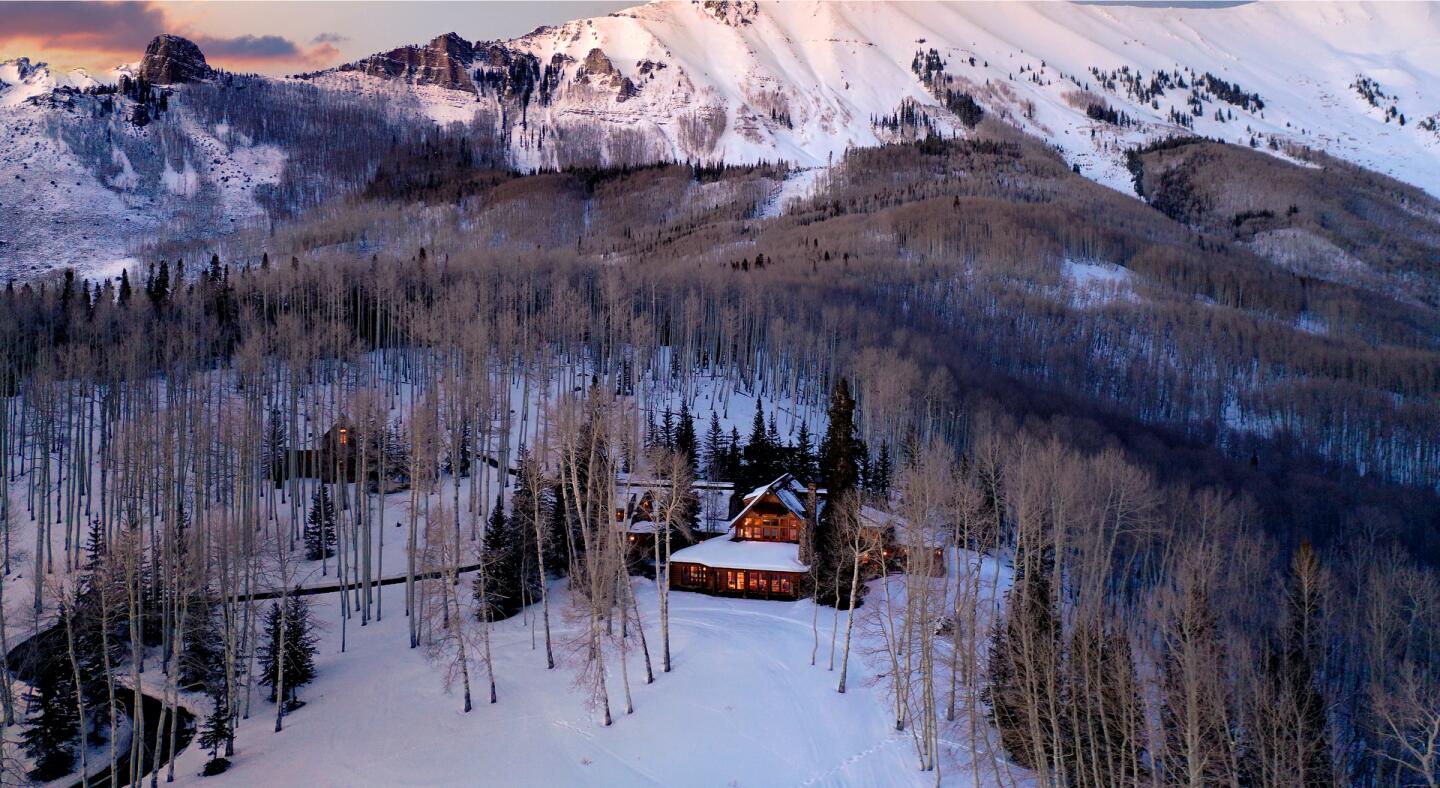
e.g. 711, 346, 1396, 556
1061, 258, 1136, 308
163, 579, 978, 787
0, 349, 1025, 787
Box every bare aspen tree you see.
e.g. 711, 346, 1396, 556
644, 446, 696, 674
836, 493, 878, 695
420, 505, 478, 712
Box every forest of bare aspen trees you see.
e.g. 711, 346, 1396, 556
2, 122, 1439, 786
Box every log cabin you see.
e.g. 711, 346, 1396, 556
274, 419, 359, 483
668, 474, 817, 600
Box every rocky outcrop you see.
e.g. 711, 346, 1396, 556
702, 0, 759, 26
575, 48, 639, 103
344, 32, 477, 93
138, 35, 214, 84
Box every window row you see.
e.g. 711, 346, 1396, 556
723, 570, 795, 595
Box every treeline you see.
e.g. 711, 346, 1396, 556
1, 237, 1438, 783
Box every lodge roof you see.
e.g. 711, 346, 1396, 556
667, 528, 808, 573
734, 474, 820, 526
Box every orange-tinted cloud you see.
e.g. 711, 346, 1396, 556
0, 1, 339, 71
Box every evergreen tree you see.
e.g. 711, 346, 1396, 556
674, 401, 698, 475
443, 418, 471, 476
475, 492, 536, 621
660, 408, 676, 450
1158, 585, 1231, 785
264, 406, 286, 483
1064, 619, 1148, 787
283, 595, 318, 703
197, 681, 233, 773
256, 603, 283, 702
815, 379, 866, 606
545, 482, 574, 577
793, 421, 816, 483
870, 442, 892, 498
726, 427, 743, 482
703, 411, 727, 480
22, 635, 80, 780
117, 268, 132, 306
181, 599, 226, 691
743, 399, 777, 488
257, 595, 318, 708
304, 484, 337, 561
983, 539, 1061, 771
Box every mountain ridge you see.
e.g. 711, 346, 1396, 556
1, 0, 1438, 278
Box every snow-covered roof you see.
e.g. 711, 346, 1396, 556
615, 478, 733, 534
859, 505, 946, 547
616, 473, 734, 492
742, 476, 825, 502
736, 474, 816, 523
669, 529, 808, 573
859, 505, 900, 531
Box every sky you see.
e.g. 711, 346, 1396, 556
0, 1, 633, 75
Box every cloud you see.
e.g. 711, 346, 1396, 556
311, 32, 349, 45
0, 1, 167, 53
192, 34, 302, 60
0, 0, 340, 69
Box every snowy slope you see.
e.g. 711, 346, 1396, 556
3, 1, 1438, 280
322, 0, 1439, 194
0, 59, 281, 280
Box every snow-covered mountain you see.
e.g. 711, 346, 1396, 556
2, 0, 1438, 278
305, 0, 1440, 193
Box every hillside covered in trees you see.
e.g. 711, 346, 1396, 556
2, 115, 1439, 785
2, 2, 1439, 785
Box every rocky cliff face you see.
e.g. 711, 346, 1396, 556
575, 48, 638, 102
137, 35, 214, 84
344, 32, 477, 93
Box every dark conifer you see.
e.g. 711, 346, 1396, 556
181, 599, 226, 691
743, 399, 776, 488
22, 632, 80, 780
1275, 542, 1331, 786
815, 379, 865, 605
726, 427, 743, 482
1064, 619, 1148, 786
703, 411, 727, 480
197, 681, 233, 773
983, 538, 1061, 770
545, 482, 574, 577
117, 268, 132, 305
283, 595, 318, 702
660, 408, 676, 450
475, 492, 536, 621
870, 442, 892, 498
793, 421, 816, 483
304, 484, 337, 561
675, 401, 698, 474
258, 595, 318, 708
